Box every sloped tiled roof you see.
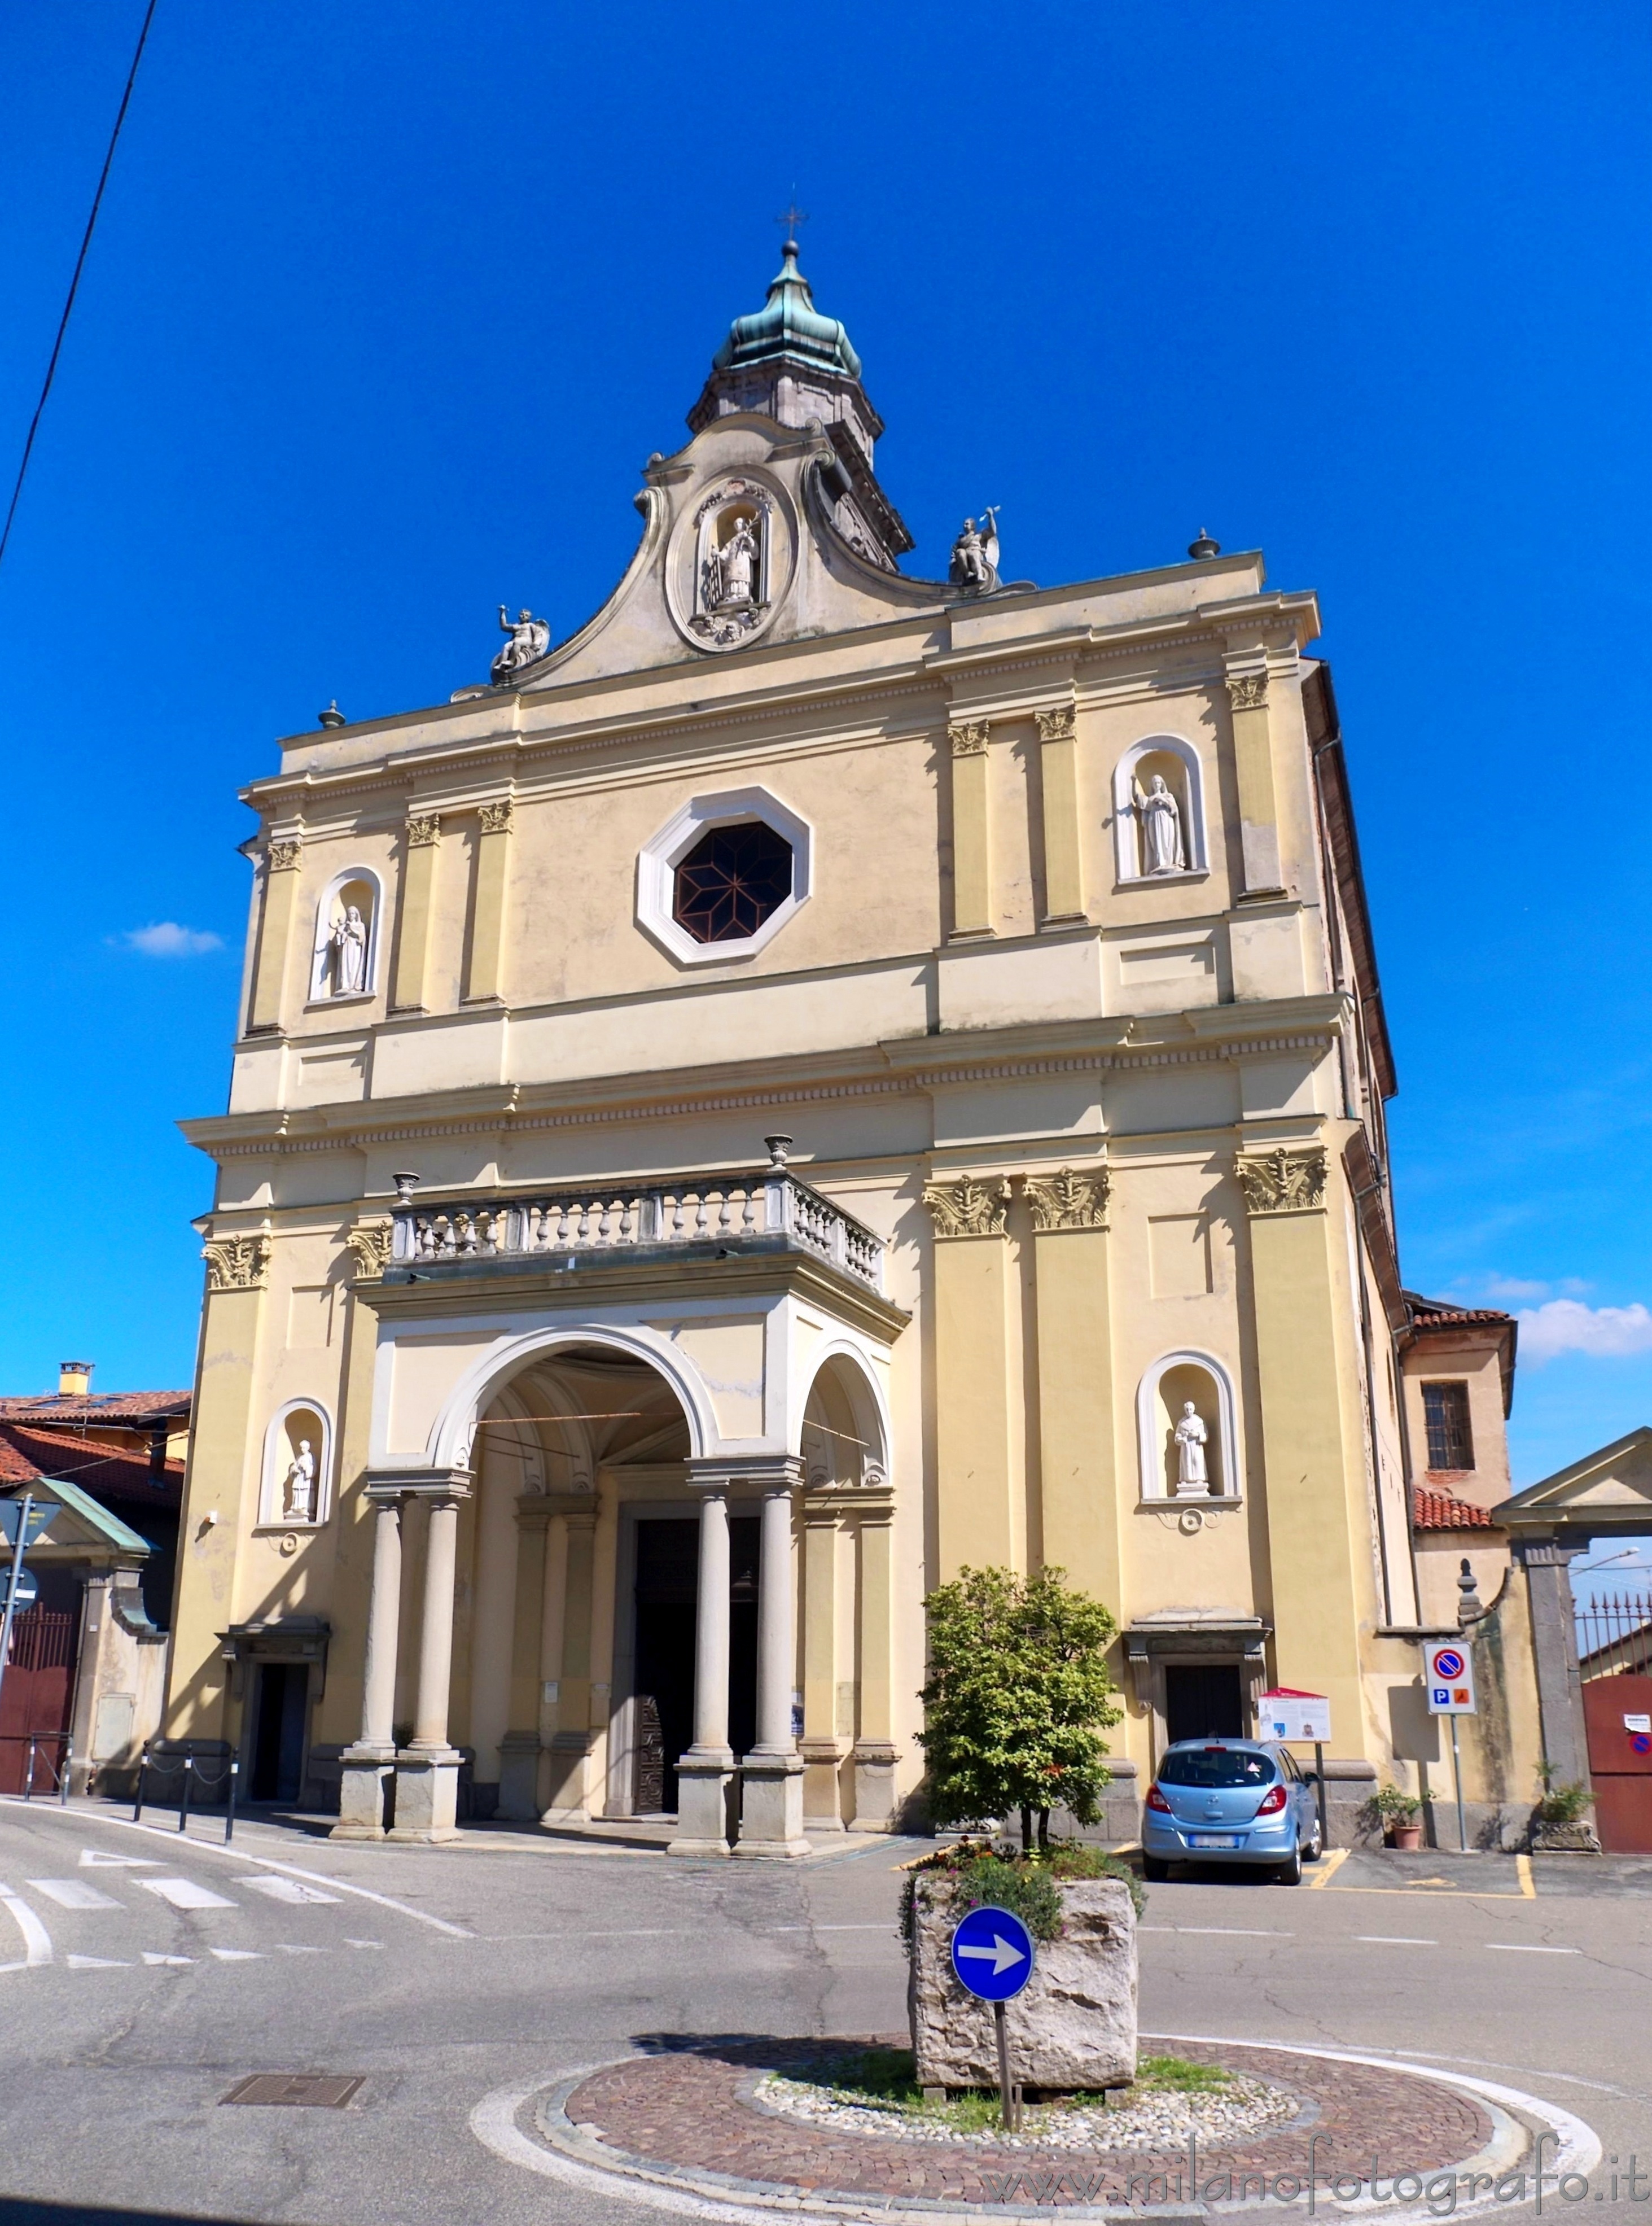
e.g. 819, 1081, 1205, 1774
0, 1390, 191, 1426
0, 1425, 182, 1508
1404, 1292, 1516, 1329
1413, 1483, 1495, 1531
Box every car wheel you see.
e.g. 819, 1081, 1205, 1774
1304, 1820, 1323, 1862
1275, 1841, 1303, 1885
1142, 1856, 1170, 1883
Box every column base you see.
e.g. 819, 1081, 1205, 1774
800, 1736, 848, 1831
331, 1746, 395, 1840
668, 1749, 734, 1856
849, 1740, 901, 1833
541, 1730, 596, 1822
497, 1730, 545, 1823
735, 1752, 810, 1858
386, 1748, 463, 1842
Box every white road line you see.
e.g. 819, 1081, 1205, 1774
1169, 1926, 1291, 1937
138, 1878, 236, 1910
142, 1952, 193, 1966
27, 1879, 122, 1910
242, 1875, 340, 1905
0, 1890, 52, 1967
67, 1954, 130, 1970
345, 1938, 384, 1949
210, 1947, 263, 1961
279, 1943, 327, 1954
78, 1851, 157, 1869
1359, 1935, 1438, 1945
767, 1924, 891, 1934
1487, 1943, 1579, 1954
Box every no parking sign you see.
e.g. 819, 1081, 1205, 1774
1425, 1642, 1476, 1715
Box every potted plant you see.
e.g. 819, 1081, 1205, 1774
1531, 1766, 1601, 1855
1373, 1782, 1423, 1849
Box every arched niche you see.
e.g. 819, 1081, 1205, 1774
309, 867, 383, 1003
259, 1398, 332, 1528
1136, 1350, 1240, 1502
800, 1347, 891, 1490
1112, 736, 1208, 884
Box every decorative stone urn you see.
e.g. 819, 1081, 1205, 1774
1530, 1818, 1602, 1854
908, 1878, 1137, 2093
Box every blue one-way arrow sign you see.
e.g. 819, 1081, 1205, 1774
949, 1904, 1035, 2001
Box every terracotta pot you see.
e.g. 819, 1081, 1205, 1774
1387, 1823, 1422, 1851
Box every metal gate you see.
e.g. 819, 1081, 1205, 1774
0, 1608, 76, 1796
1575, 1592, 1652, 1853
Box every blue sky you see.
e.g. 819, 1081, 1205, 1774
1, 3, 1648, 1486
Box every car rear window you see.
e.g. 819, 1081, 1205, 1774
1158, 1749, 1277, 1788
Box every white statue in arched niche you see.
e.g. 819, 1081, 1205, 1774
283, 1439, 317, 1521
1173, 1402, 1210, 1497
705, 512, 760, 610
330, 904, 368, 995
1135, 772, 1186, 875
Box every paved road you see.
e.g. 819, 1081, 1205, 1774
0, 1799, 1649, 2223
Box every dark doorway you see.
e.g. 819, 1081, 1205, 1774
250, 1663, 309, 1803
1165, 1663, 1245, 1745
632, 1515, 761, 1813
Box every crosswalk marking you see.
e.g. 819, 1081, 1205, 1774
243, 1875, 340, 1905
139, 1877, 236, 1910
78, 1851, 157, 1869
279, 1944, 327, 1954
209, 1947, 263, 1961
142, 1952, 194, 1966
346, 1938, 384, 1949
27, 1879, 122, 1910
67, 1954, 130, 1969
0, 1890, 52, 1966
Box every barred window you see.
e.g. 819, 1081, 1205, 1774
1423, 1381, 1474, 1471
672, 821, 793, 944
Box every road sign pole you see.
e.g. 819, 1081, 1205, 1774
1450, 1717, 1467, 1852
1313, 1740, 1327, 1847
0, 1492, 33, 1729
993, 2001, 1016, 2131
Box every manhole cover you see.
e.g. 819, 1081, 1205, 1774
221, 2074, 365, 2109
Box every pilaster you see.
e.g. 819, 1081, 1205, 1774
1224, 666, 1285, 898
390, 812, 442, 1013
1035, 705, 1085, 923
849, 1487, 899, 1831
247, 837, 302, 1032
1026, 1169, 1118, 1605
947, 722, 993, 937
464, 795, 514, 1003
544, 1492, 598, 1821
498, 1495, 551, 1821
923, 1176, 1015, 1577
800, 1494, 845, 1827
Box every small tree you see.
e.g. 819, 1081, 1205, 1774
917, 1564, 1123, 1854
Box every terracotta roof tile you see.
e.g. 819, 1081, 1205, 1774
0, 1424, 182, 1507
0, 1391, 191, 1424
1413, 1484, 1495, 1531
1403, 1291, 1516, 1329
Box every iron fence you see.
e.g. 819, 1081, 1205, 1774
1576, 1591, 1652, 1681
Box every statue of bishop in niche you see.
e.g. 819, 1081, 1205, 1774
1174, 1402, 1210, 1496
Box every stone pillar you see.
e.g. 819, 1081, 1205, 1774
1224, 666, 1284, 898
1026, 1170, 1117, 1606
922, 1175, 1016, 1577
1516, 1537, 1591, 1794
464, 796, 513, 1003
333, 1489, 405, 1839
248, 837, 302, 1032
800, 1495, 847, 1829
544, 1495, 599, 1822
850, 1492, 900, 1831
668, 1479, 734, 1856
390, 813, 441, 1013
1035, 705, 1086, 924
497, 1495, 550, 1822
947, 722, 993, 937
738, 1482, 809, 1858
390, 1486, 467, 1842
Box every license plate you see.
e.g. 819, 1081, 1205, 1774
1188, 1833, 1241, 1849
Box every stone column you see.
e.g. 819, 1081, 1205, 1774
1516, 1537, 1592, 1795
464, 796, 514, 1003
390, 1486, 467, 1842
738, 1481, 809, 1858
1035, 705, 1086, 923
248, 837, 302, 1032
389, 813, 441, 1013
334, 1490, 405, 1839
800, 1496, 847, 1828
545, 1495, 599, 1822
497, 1495, 551, 1822
946, 722, 993, 937
922, 1176, 1016, 1577
668, 1479, 734, 1857
850, 1490, 900, 1831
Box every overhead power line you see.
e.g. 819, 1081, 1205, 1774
0, 0, 159, 578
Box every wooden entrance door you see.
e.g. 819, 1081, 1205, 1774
0, 1609, 76, 1795
1582, 1673, 1652, 1852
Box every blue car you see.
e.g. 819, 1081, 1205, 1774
1141, 1738, 1322, 1883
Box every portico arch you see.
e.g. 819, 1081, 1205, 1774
427, 1321, 717, 1472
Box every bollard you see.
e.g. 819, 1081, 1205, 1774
178, 1752, 192, 1833
134, 1746, 148, 1825
24, 1735, 36, 1801
225, 1759, 239, 1845
60, 1738, 72, 1806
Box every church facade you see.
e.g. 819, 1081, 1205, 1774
167, 242, 1452, 1847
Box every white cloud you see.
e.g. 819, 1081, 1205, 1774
116, 922, 224, 957
1518, 1299, 1652, 1364
1483, 1274, 1555, 1302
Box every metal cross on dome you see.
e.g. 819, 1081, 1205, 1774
775, 200, 809, 242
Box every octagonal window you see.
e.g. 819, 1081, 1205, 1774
672, 820, 794, 944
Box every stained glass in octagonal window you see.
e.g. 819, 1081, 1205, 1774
672, 820, 794, 944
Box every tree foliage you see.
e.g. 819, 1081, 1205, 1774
916, 1565, 1123, 1853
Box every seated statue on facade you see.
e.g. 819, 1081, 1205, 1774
949, 508, 1000, 593
491, 606, 550, 684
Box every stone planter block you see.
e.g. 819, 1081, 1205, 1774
909, 1878, 1137, 2093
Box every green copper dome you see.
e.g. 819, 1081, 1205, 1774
711, 240, 862, 380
